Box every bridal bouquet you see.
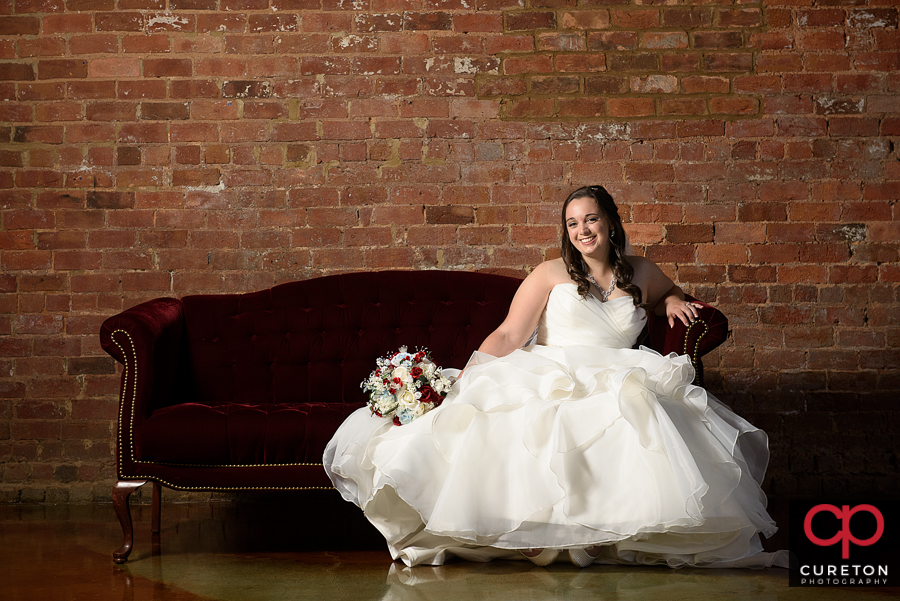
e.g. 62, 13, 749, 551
361, 346, 454, 426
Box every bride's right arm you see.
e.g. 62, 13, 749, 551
476, 261, 559, 357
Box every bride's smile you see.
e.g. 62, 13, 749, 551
565, 196, 611, 257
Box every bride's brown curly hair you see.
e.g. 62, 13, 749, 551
560, 185, 646, 308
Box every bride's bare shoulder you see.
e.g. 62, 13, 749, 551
624, 255, 658, 277
626, 255, 665, 278
624, 254, 650, 268
529, 258, 571, 285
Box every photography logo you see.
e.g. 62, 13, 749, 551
790, 500, 898, 587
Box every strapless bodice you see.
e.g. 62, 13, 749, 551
536, 283, 646, 349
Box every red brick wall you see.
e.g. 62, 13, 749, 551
1, 0, 898, 502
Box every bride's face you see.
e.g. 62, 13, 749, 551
565, 196, 610, 257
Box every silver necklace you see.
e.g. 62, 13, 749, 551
587, 273, 616, 302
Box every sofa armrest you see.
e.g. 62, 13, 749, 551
645, 294, 728, 385
100, 297, 186, 430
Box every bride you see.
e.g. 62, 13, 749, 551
324, 185, 785, 568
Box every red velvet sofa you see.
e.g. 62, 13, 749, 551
99, 270, 727, 563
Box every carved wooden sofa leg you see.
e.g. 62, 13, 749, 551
151, 482, 161, 534
113, 480, 146, 564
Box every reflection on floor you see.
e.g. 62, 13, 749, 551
1, 492, 896, 601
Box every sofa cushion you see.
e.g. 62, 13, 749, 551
134, 402, 361, 465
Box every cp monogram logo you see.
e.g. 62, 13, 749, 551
803, 504, 885, 559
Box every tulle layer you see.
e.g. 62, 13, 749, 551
324, 345, 785, 568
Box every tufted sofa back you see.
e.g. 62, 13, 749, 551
180, 270, 522, 408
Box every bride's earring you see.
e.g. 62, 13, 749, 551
610, 230, 615, 238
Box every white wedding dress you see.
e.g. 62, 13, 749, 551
324, 283, 786, 567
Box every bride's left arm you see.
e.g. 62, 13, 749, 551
630, 257, 704, 328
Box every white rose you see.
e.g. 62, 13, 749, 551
397, 389, 417, 409
392, 366, 409, 382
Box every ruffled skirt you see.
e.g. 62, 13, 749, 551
324, 345, 786, 567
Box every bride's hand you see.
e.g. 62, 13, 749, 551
667, 300, 705, 328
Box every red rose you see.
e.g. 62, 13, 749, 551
419, 385, 443, 407
392, 416, 401, 426
410, 366, 423, 379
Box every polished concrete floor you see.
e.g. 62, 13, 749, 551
1, 492, 896, 601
